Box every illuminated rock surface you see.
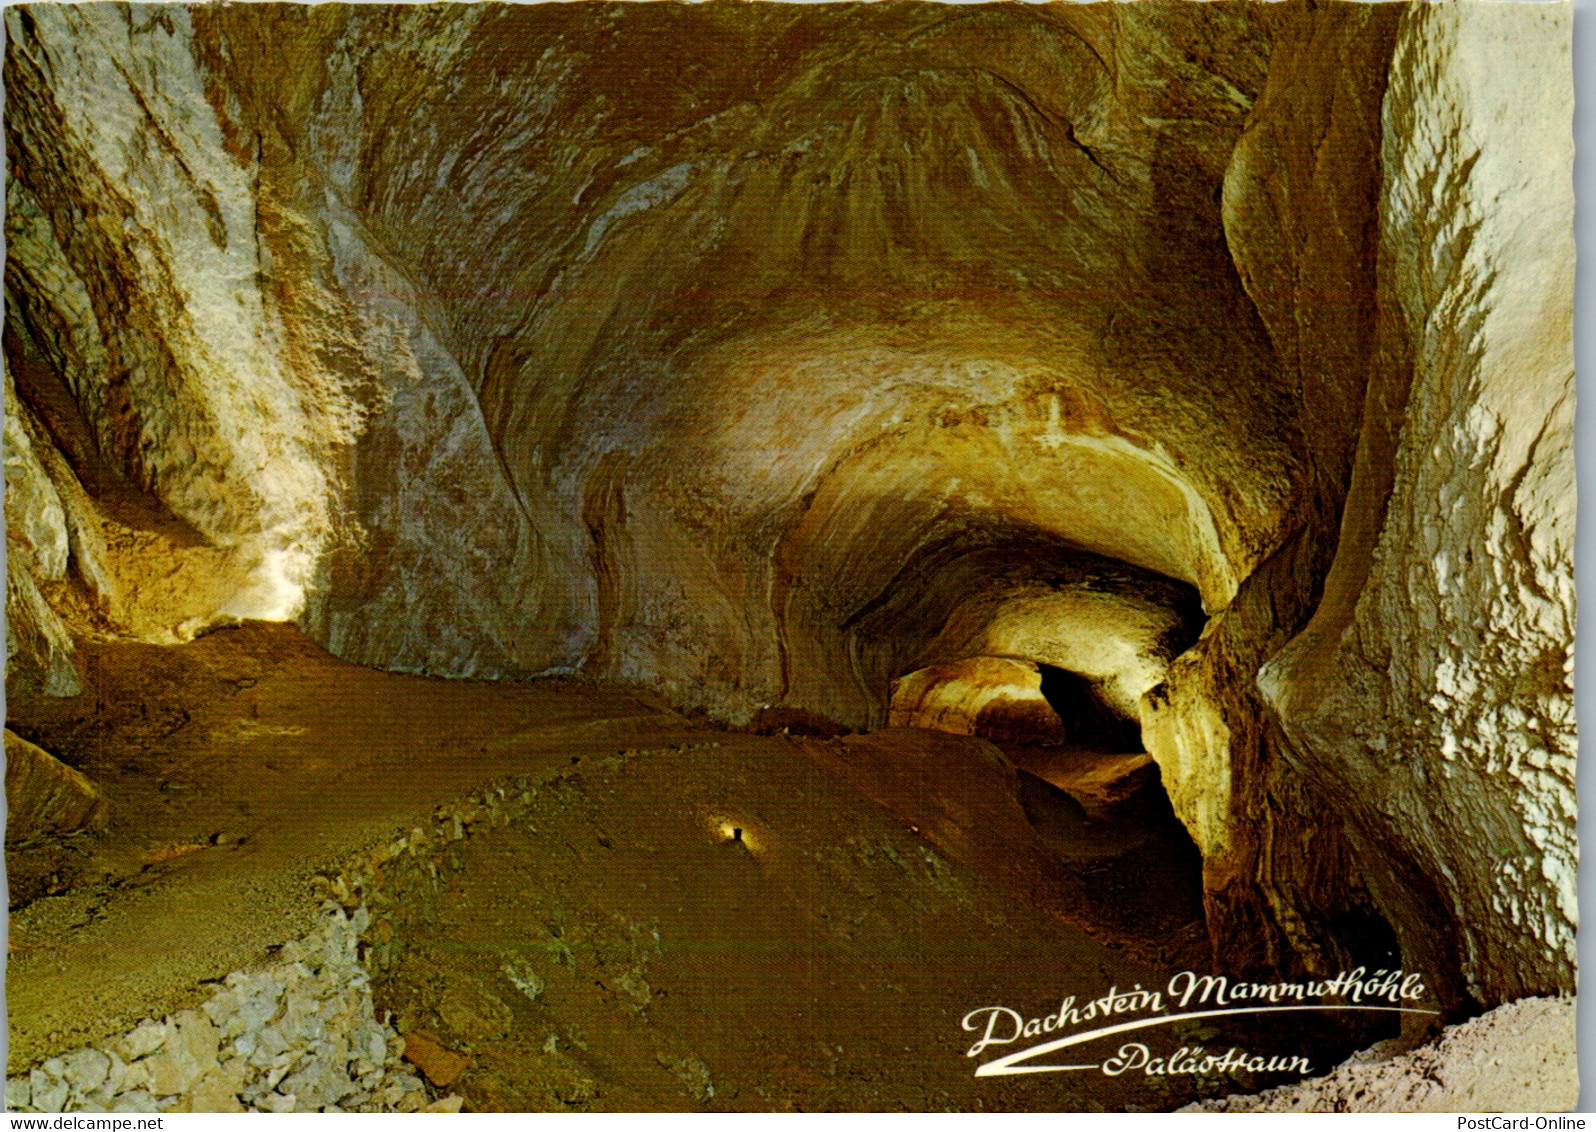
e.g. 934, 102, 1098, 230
1184, 995, 1577, 1113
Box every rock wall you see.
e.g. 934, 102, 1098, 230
5, 2, 1306, 717
1259, 2, 1576, 1005
1143, 0, 1407, 982
4, 9, 346, 643
4, 5, 558, 684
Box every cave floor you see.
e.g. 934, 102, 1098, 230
5, 623, 694, 1074
4, 623, 1260, 1111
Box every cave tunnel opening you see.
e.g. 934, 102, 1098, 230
875, 535, 1207, 805
858, 522, 1231, 980
886, 647, 1208, 968
1036, 662, 1145, 754
871, 542, 1403, 1069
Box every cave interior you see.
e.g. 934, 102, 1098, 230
0, 0, 1576, 1114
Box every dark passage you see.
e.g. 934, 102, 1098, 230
1037, 664, 1144, 753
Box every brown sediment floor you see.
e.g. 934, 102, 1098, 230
4, 623, 689, 1071
368, 734, 1213, 1112
6, 622, 1330, 1111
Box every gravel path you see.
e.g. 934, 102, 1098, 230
1182, 996, 1576, 1112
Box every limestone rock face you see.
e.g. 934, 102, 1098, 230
5, 368, 84, 697
5, 9, 345, 640
1259, 3, 1576, 1003
6, 2, 1304, 714
5, 728, 107, 843
3, 2, 1575, 1010
1142, 0, 1409, 978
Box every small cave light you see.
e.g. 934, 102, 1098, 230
713, 817, 759, 852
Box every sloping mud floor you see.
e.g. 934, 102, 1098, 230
5, 623, 1384, 1111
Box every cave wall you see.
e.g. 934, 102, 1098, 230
6, 1, 1310, 721
4, 5, 562, 683
1260, 2, 1576, 1004
3, 2, 1574, 1005
1135, 0, 1411, 983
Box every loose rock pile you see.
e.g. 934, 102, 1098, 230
5, 903, 452, 1113
1181, 996, 1577, 1113
6, 758, 705, 1113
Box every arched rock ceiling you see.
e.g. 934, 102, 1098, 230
214, 1, 1304, 722
889, 655, 1066, 747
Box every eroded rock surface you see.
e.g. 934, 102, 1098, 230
1258, 3, 1576, 1005
4, 727, 106, 843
